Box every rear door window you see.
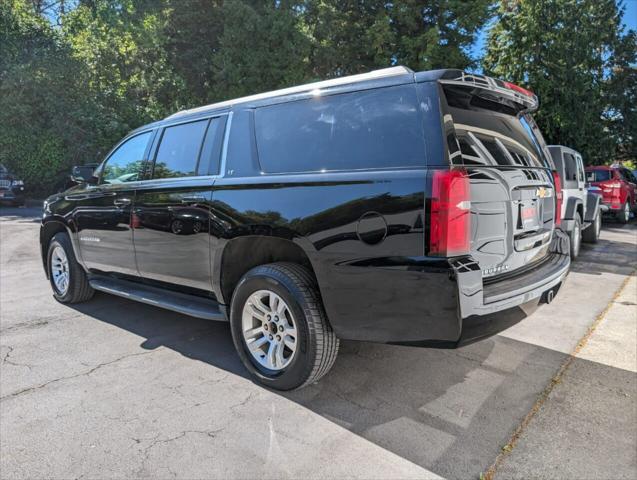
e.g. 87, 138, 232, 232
254, 85, 425, 173
153, 119, 209, 179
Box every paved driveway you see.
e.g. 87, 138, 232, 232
1, 206, 635, 479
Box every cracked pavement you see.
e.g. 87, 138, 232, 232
1, 206, 635, 479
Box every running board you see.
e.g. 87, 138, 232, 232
89, 276, 227, 321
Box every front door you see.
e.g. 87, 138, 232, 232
133, 115, 227, 292
73, 130, 154, 276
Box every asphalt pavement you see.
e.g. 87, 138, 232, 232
1, 205, 635, 479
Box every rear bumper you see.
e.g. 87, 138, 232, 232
601, 202, 621, 213
326, 230, 570, 348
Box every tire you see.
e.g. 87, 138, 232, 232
582, 210, 601, 243
616, 201, 630, 224
229, 262, 339, 390
569, 215, 582, 260
47, 232, 94, 304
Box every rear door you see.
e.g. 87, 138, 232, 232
441, 85, 556, 280
133, 115, 227, 292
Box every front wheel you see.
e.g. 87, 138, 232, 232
569, 215, 582, 260
229, 262, 339, 390
47, 232, 94, 303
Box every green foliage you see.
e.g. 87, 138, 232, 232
484, 0, 636, 165
0, 0, 102, 195
1, 0, 633, 197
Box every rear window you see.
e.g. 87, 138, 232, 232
586, 169, 612, 182
445, 89, 551, 169
254, 85, 425, 173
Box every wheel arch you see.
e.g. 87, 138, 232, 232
216, 236, 318, 305
40, 218, 81, 277
564, 196, 583, 221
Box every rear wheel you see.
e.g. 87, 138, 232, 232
569, 215, 582, 260
229, 262, 339, 390
47, 232, 94, 303
617, 201, 630, 224
582, 211, 601, 243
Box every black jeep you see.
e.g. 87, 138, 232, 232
40, 67, 570, 390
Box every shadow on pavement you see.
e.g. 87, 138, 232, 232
29, 214, 637, 479
0, 205, 42, 222
68, 291, 569, 479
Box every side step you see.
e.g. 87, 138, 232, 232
89, 275, 227, 321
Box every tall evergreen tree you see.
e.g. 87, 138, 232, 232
484, 0, 636, 164
303, 0, 492, 77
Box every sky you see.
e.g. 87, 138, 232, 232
469, 0, 637, 67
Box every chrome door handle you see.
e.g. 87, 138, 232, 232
114, 198, 132, 206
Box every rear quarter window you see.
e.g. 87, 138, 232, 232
254, 85, 426, 173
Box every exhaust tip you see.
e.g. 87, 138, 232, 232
546, 289, 555, 304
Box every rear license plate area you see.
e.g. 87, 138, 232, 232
518, 200, 539, 230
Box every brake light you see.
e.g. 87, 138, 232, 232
429, 169, 471, 256
503, 81, 535, 98
552, 170, 562, 226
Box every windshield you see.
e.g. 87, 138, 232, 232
586, 170, 612, 182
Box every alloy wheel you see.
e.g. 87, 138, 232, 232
241, 289, 298, 371
51, 246, 70, 295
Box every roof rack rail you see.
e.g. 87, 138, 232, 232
167, 66, 414, 120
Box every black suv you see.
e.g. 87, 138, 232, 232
0, 163, 26, 206
41, 67, 570, 390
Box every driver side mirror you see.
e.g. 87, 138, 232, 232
71, 164, 98, 184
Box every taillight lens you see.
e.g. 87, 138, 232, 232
552, 170, 562, 226
429, 169, 471, 257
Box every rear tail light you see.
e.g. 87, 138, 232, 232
552, 170, 562, 226
429, 169, 471, 257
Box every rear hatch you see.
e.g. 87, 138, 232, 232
586, 168, 618, 204
438, 75, 557, 283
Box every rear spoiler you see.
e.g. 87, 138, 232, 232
419, 70, 539, 113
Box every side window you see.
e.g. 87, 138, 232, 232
621, 168, 636, 183
576, 156, 585, 183
563, 153, 577, 181
101, 131, 152, 184
153, 119, 209, 179
254, 85, 425, 173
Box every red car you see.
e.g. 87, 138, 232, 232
585, 166, 637, 223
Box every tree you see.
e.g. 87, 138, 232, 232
303, 0, 492, 77
484, 0, 636, 165
0, 0, 99, 194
